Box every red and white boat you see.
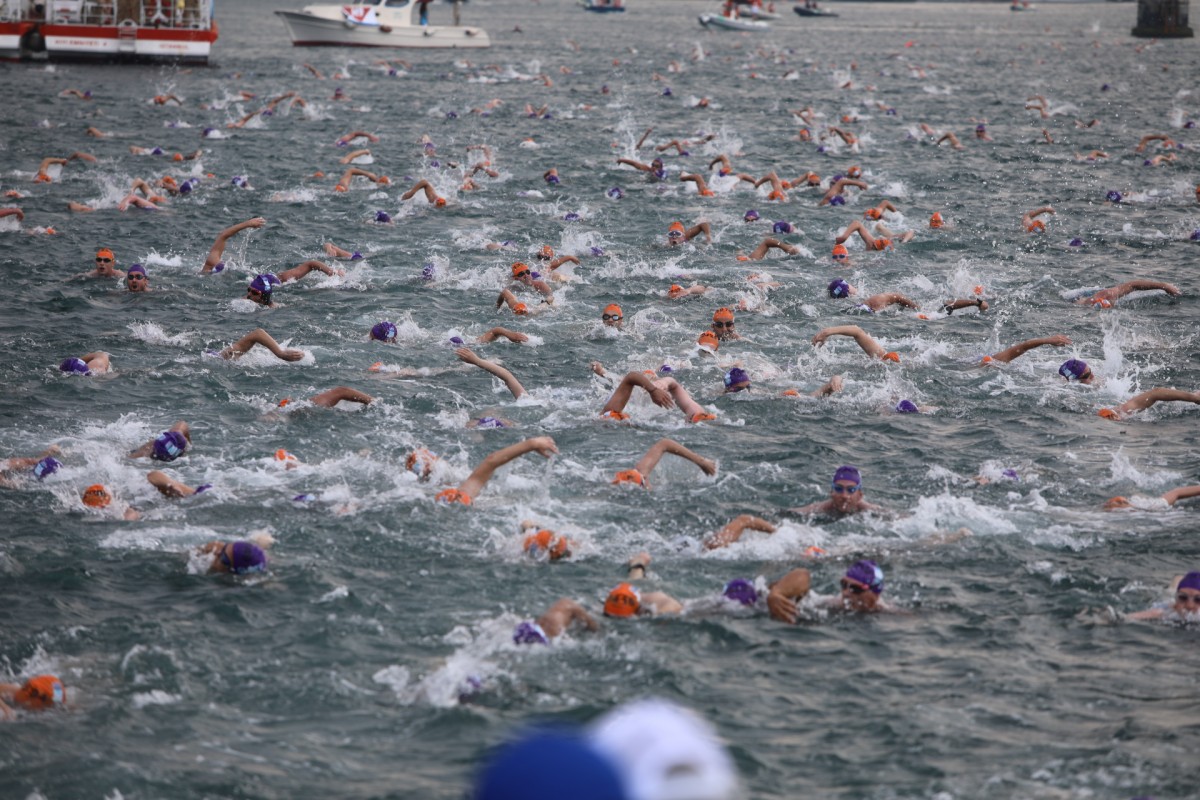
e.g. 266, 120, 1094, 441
0, 0, 218, 63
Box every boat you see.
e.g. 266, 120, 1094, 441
698, 12, 770, 31
1010, 1, 1035, 9
275, 0, 490, 48
793, 4, 838, 17
0, 0, 218, 63
580, 0, 626, 12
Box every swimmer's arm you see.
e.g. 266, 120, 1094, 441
477, 327, 528, 344
458, 436, 558, 498
640, 590, 683, 616
1163, 485, 1200, 506
811, 325, 886, 360
633, 438, 716, 479
548, 255, 579, 270
1114, 280, 1181, 297
338, 148, 371, 164
868, 293, 918, 311
1022, 206, 1055, 225
989, 334, 1070, 364
767, 568, 812, 624
37, 157, 68, 170
942, 298, 987, 314
786, 501, 826, 516
704, 514, 775, 550
455, 347, 526, 398
1125, 608, 1164, 621
276, 260, 342, 282
532, 280, 555, 301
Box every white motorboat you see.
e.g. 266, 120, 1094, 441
275, 0, 490, 49
698, 12, 770, 30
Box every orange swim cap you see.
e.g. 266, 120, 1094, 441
803, 545, 827, 557
333, 185, 348, 193
1026, 220, 1045, 233
881, 351, 901, 363
697, 331, 719, 350
512, 302, 528, 315
172, 153, 183, 161
313, 171, 325, 178
929, 212, 944, 228
96, 248, 115, 260
713, 307, 735, 323
274, 449, 298, 463
979, 355, 994, 364
700, 189, 715, 197
601, 409, 630, 421
368, 361, 383, 372
161, 176, 178, 188
668, 221, 686, 234
612, 469, 646, 487
378, 176, 391, 185
434, 197, 447, 207
767, 190, 785, 201
14, 675, 65, 709
34, 173, 52, 183
604, 583, 641, 618
539, 245, 555, 260
873, 238, 893, 251
1091, 297, 1112, 309
82, 484, 111, 508
973, 285, 984, 295
782, 388, 801, 397
864, 208, 882, 220
832, 244, 849, 259
603, 303, 622, 317
1098, 408, 1120, 420
511, 262, 530, 277
1103, 496, 1132, 511
406, 448, 438, 478
278, 398, 291, 408
690, 412, 717, 423
524, 530, 571, 560
435, 488, 472, 505
669, 284, 683, 294
847, 165, 862, 178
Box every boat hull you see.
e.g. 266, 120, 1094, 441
0, 18, 213, 62
793, 6, 838, 17
275, 9, 490, 47
698, 13, 770, 30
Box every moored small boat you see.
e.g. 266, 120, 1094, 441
698, 12, 771, 31
793, 4, 838, 17
275, 0, 490, 48
580, 0, 627, 12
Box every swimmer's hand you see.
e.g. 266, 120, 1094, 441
246, 217, 266, 228
811, 330, 831, 347
1044, 334, 1072, 347
454, 347, 484, 365
696, 457, 717, 477
279, 349, 305, 362
527, 436, 559, 458
767, 590, 799, 624
590, 361, 606, 377
648, 386, 674, 409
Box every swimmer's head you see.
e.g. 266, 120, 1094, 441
274, 449, 298, 463
511, 620, 550, 646
1090, 297, 1112, 309
511, 261, 532, 280
1103, 496, 1132, 511
929, 212, 944, 228
127, 263, 147, 277
537, 245, 554, 261
667, 221, 686, 241
713, 307, 735, 325
659, 364, 673, 375
1069, 237, 1084, 247
523, 529, 570, 561
773, 220, 794, 234
1026, 220, 1046, 233
722, 578, 758, 606
607, 186, 624, 199
828, 279, 851, 298
82, 484, 111, 508
178, 180, 193, 194
603, 582, 641, 618
33, 456, 62, 480
844, 559, 884, 595
512, 302, 528, 315
668, 284, 684, 296
1105, 190, 1123, 203
873, 237, 893, 251
436, 488, 472, 506
1097, 408, 1120, 420
697, 330, 719, 351
1058, 359, 1092, 383
370, 321, 398, 342
864, 208, 882, 220
60, 357, 91, 376
831, 244, 849, 262
95, 247, 115, 263
602, 304, 622, 326
847, 165, 862, 179
473, 417, 509, 429
723, 367, 750, 392
374, 210, 391, 223
743, 209, 760, 222
226, 541, 268, 574
152, 430, 188, 462
247, 275, 273, 305
832, 464, 861, 490
14, 675, 65, 709
563, 212, 580, 221
895, 399, 919, 413
406, 448, 438, 479
612, 469, 646, 487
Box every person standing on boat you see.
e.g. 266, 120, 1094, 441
418, 0, 431, 25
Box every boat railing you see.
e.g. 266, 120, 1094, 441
44, 0, 213, 28
0, 0, 34, 21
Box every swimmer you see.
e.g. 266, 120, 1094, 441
1097, 389, 1200, 421
335, 130, 380, 146
668, 283, 708, 299
1075, 150, 1109, 162
1104, 484, 1200, 511
781, 375, 845, 399
679, 172, 716, 197
820, 177, 868, 207
738, 236, 799, 261
666, 220, 711, 246
611, 438, 716, 489
519, 520, 574, 561
766, 559, 892, 623
601, 304, 624, 330
615, 155, 667, 180
1134, 133, 1176, 153
1021, 206, 1054, 233
147, 470, 212, 498
152, 93, 183, 106
129, 421, 191, 461
508, 261, 554, 303
59, 352, 111, 375
536, 246, 580, 276
125, 263, 149, 292
434, 436, 559, 506
0, 445, 63, 488
862, 200, 898, 220
973, 122, 993, 142
81, 483, 140, 520
115, 193, 162, 212
789, 465, 885, 517
85, 126, 110, 138
512, 598, 599, 645
811, 325, 899, 362
604, 562, 683, 618
455, 347, 526, 399
710, 307, 742, 341
826, 280, 918, 313
77, 247, 124, 279
1075, 280, 1180, 308
0, 675, 67, 719
980, 334, 1072, 365
1024, 95, 1051, 119
753, 171, 790, 202
398, 178, 447, 207
599, 369, 712, 423
704, 514, 777, 550
197, 539, 270, 575
1126, 571, 1200, 621
244, 261, 341, 306
834, 220, 909, 253
337, 168, 391, 193
495, 288, 539, 316
201, 216, 266, 274
217, 328, 305, 362
827, 126, 859, 150
475, 327, 530, 344
338, 148, 373, 165
322, 242, 365, 260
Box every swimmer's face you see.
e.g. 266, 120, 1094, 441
602, 312, 622, 328
1174, 588, 1200, 614
840, 577, 878, 612
246, 287, 270, 305
126, 273, 147, 292
711, 319, 735, 339
830, 480, 862, 513
513, 267, 532, 284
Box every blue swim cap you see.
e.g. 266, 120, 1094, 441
475, 730, 628, 800
33, 457, 62, 480
512, 620, 550, 645
1105, 190, 1122, 203
375, 210, 392, 223
152, 430, 188, 462
59, 357, 90, 375
895, 399, 919, 414
659, 364, 673, 374
178, 180, 193, 194
546, 174, 560, 185
828, 279, 851, 298
228, 541, 267, 574
370, 321, 397, 342
844, 559, 884, 594
829, 195, 846, 206
723, 367, 750, 390
723, 578, 758, 606
744, 209, 760, 221
773, 220, 794, 234
607, 186, 624, 199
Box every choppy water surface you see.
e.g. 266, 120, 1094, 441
1, 1, 1199, 797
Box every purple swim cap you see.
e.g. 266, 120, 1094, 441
895, 399, 919, 414
152, 430, 188, 462
60, 357, 90, 375
545, 174, 560, 185
228, 541, 267, 574
828, 279, 851, 298
1105, 190, 1122, 203
150, 146, 164, 155
658, 364, 673, 374
1058, 359, 1089, 381
1001, 469, 1019, 481
449, 336, 465, 345
351, 251, 364, 260
590, 246, 605, 256
178, 180, 193, 194
607, 186, 624, 199
662, 87, 673, 96
563, 212, 581, 221
420, 263, 437, 281
203, 127, 216, 137
231, 176, 247, 188
475, 417, 508, 429
1178, 571, 1200, 592
828, 195, 846, 207
845, 559, 884, 594
975, 124, 987, 133
261, 108, 273, 117
832, 464, 861, 486
212, 260, 224, 273
33, 457, 62, 480
1185, 120, 1196, 129
1069, 238, 1084, 247
1101, 83, 1110, 91
831, 174, 844, 184
886, 108, 897, 115
293, 493, 316, 503
773, 221, 794, 234
724, 367, 750, 390
1189, 230, 1200, 241
446, 111, 458, 119
744, 209, 760, 221
370, 321, 397, 342
375, 210, 392, 223
249, 275, 274, 295
127, 263, 147, 276
512, 620, 550, 645
83, 90, 92, 98
723, 578, 759, 606
194, 483, 213, 494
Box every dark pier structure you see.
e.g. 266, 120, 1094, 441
1132, 0, 1193, 37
